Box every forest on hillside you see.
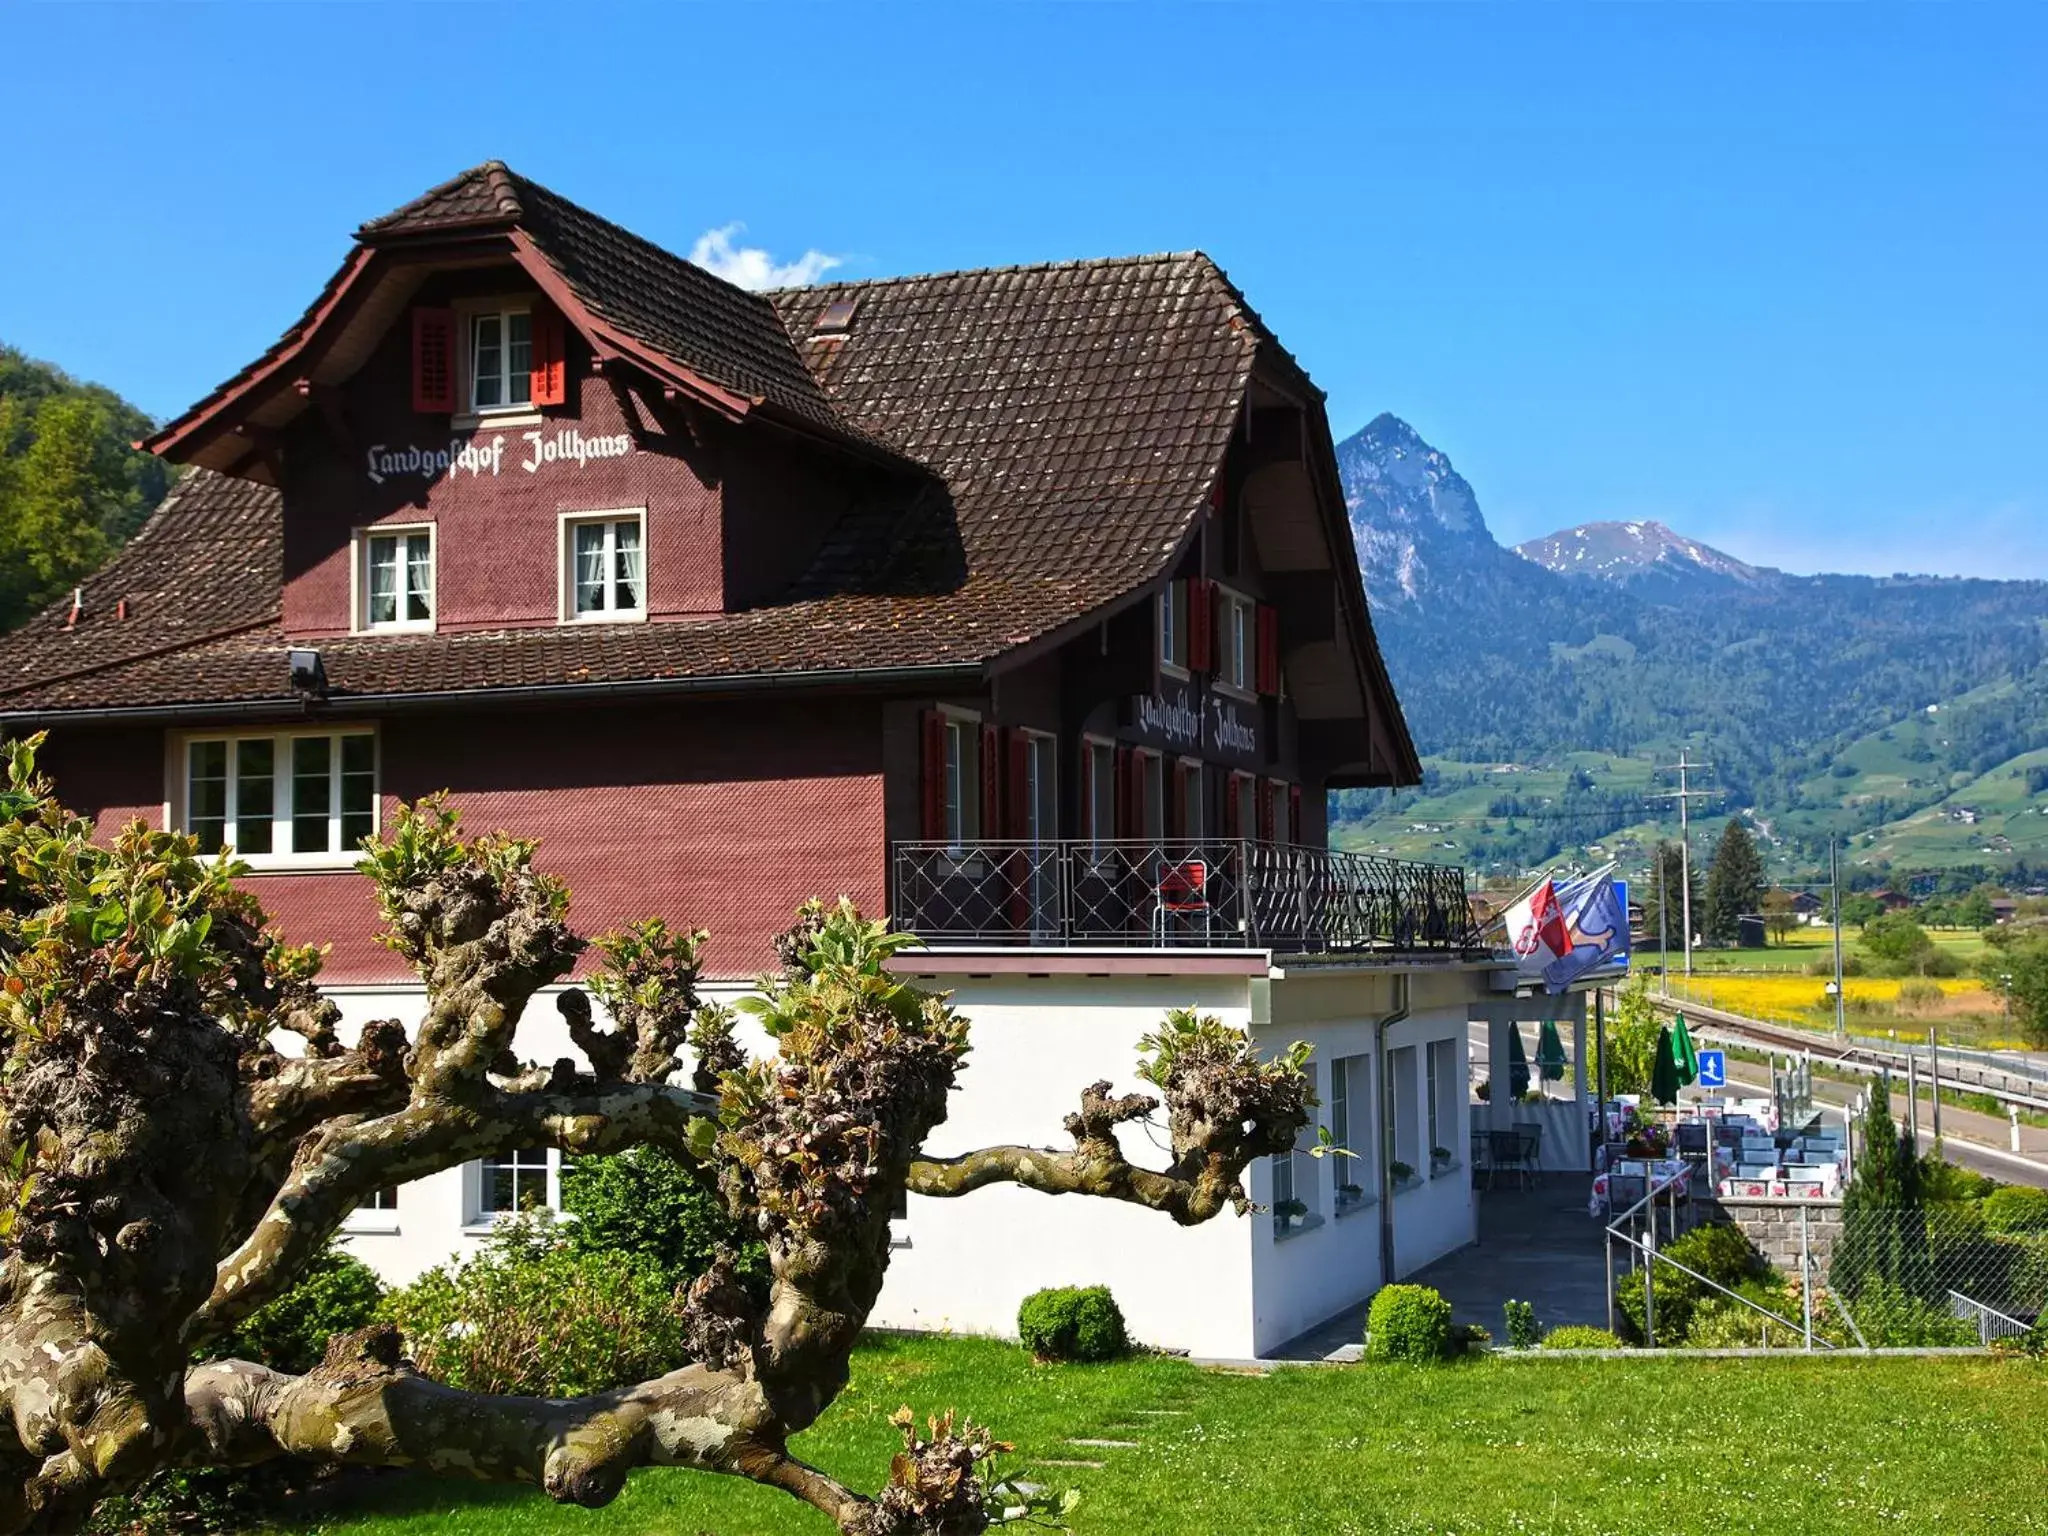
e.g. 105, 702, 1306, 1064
0, 345, 172, 633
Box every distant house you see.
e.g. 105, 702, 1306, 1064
1990, 898, 2019, 924
1875, 891, 1916, 913
1789, 891, 1824, 918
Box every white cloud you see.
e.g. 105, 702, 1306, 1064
687, 223, 841, 291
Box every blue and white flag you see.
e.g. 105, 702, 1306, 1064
1532, 868, 1628, 994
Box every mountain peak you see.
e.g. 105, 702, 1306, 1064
1513, 519, 1769, 587
1336, 416, 1494, 602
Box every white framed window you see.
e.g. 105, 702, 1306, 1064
357, 525, 434, 632
1428, 1038, 1460, 1171
1158, 582, 1187, 674
1022, 732, 1056, 841
1083, 736, 1115, 848
1176, 758, 1204, 840
1137, 750, 1164, 841
178, 728, 377, 866
1272, 780, 1292, 846
1331, 1054, 1373, 1209
1272, 1061, 1318, 1234
1390, 1045, 1421, 1181
562, 511, 646, 622
944, 718, 966, 845
469, 307, 533, 414
477, 1146, 556, 1218
1234, 773, 1256, 841
1213, 587, 1254, 693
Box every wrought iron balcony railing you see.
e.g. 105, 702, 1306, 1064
890, 838, 1482, 955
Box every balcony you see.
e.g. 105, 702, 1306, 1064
890, 839, 1483, 957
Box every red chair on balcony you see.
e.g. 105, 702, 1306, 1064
1152, 857, 1211, 944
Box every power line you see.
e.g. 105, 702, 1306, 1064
1650, 752, 1715, 978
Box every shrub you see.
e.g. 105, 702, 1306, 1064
1896, 979, 1944, 1010
381, 1213, 691, 1395
1016, 1285, 1127, 1363
1616, 1223, 1766, 1344
215, 1242, 385, 1375
1846, 1276, 1979, 1347
1364, 1284, 1455, 1363
561, 1145, 766, 1292
1982, 1186, 2048, 1235
1503, 1299, 1538, 1349
1539, 1325, 1622, 1350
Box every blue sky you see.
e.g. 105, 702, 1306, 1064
6, 3, 2044, 578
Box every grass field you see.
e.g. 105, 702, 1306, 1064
285, 1336, 2048, 1536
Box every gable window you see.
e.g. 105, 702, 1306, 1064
181, 729, 376, 863
360, 526, 434, 631
1219, 589, 1254, 692
564, 512, 645, 621
1082, 737, 1115, 848
469, 308, 532, 413
1158, 582, 1188, 673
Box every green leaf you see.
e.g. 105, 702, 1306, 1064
89, 900, 126, 943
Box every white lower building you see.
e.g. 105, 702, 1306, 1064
323, 944, 1503, 1361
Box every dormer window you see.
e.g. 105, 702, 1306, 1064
562, 511, 646, 622
359, 525, 434, 631
469, 309, 533, 413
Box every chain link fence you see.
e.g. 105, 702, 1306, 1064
1606, 1193, 2048, 1349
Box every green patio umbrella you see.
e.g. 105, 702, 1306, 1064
1507, 1023, 1531, 1100
1536, 1018, 1568, 1082
1670, 1012, 1700, 1089
1650, 1024, 1680, 1106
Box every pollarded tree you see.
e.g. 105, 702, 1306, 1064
0, 737, 1313, 1534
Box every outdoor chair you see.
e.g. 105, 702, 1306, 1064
1150, 857, 1211, 944
1487, 1130, 1537, 1191
1470, 1128, 1489, 1174
1512, 1120, 1544, 1167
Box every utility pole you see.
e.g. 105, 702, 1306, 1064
1653, 753, 1713, 978
1657, 864, 1670, 998
1830, 838, 1847, 1040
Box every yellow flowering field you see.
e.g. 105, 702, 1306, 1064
1662, 974, 1991, 1027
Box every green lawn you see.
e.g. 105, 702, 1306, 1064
287, 1335, 2048, 1536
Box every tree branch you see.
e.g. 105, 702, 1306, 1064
193, 1081, 716, 1345
179, 1327, 875, 1524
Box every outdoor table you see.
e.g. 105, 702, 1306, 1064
1588, 1157, 1695, 1218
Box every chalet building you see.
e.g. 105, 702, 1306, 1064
0, 164, 1515, 1358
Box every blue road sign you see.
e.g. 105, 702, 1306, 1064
1696, 1050, 1727, 1089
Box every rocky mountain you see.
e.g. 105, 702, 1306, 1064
1333, 416, 2048, 878
1514, 520, 1770, 591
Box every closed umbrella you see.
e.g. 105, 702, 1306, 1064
1651, 1024, 1680, 1106
1670, 1012, 1700, 1089
1536, 1018, 1568, 1081
1507, 1024, 1531, 1100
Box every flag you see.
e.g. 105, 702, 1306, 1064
1670, 1012, 1699, 1089
1504, 879, 1573, 978
1526, 868, 1629, 994
1651, 1024, 1680, 1106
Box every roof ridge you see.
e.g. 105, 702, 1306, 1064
357, 160, 526, 237
769, 249, 1203, 298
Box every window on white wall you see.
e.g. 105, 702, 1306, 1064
478, 1147, 553, 1216
1331, 1053, 1372, 1209
181, 729, 376, 863
1271, 1062, 1318, 1234
1390, 1045, 1420, 1182
1428, 1038, 1460, 1172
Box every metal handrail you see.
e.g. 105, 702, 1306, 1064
888, 837, 1482, 955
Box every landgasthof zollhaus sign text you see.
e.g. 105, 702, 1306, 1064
364, 425, 635, 486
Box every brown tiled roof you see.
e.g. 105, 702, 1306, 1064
4, 175, 1304, 720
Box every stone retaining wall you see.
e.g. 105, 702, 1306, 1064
1697, 1196, 1845, 1275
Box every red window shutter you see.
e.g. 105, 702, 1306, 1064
1288, 784, 1303, 846
530, 305, 567, 407
980, 724, 1000, 839
1256, 605, 1281, 695
411, 308, 455, 414
1225, 772, 1243, 839
1187, 579, 1212, 673
919, 712, 946, 840
1257, 778, 1277, 842
1006, 729, 1030, 837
